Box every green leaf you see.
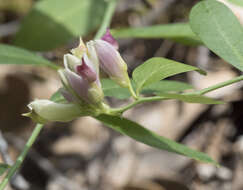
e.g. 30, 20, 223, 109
102, 79, 194, 99
190, 0, 243, 71
141, 80, 193, 94
132, 57, 206, 94
13, 0, 106, 51
50, 89, 66, 103
157, 93, 223, 104
228, 0, 243, 7
95, 114, 218, 165
0, 44, 59, 70
111, 23, 202, 45
0, 163, 10, 176
101, 79, 131, 99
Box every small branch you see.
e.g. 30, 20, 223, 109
94, 0, 118, 40
110, 75, 243, 114
6, 134, 81, 190
0, 131, 29, 190
0, 124, 44, 190
193, 75, 243, 95
110, 96, 168, 114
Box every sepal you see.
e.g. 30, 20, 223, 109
24, 100, 87, 123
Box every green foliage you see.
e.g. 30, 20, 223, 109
50, 89, 66, 103
141, 80, 193, 94
101, 79, 194, 99
190, 0, 243, 71
49, 79, 132, 101
0, 44, 58, 69
132, 57, 206, 94
13, 0, 106, 51
228, 0, 243, 6
157, 93, 223, 104
111, 23, 202, 45
96, 114, 218, 165
101, 79, 131, 99
51, 80, 131, 101
0, 163, 10, 176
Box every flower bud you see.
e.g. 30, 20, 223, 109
59, 88, 75, 103
60, 69, 90, 103
24, 100, 86, 123
76, 58, 97, 83
64, 53, 81, 71
101, 29, 119, 50
94, 39, 130, 88
60, 52, 104, 105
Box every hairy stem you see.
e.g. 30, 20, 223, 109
0, 124, 43, 190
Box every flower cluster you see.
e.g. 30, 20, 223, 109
26, 30, 131, 123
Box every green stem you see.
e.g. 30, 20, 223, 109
192, 75, 243, 95
0, 1, 117, 189
111, 96, 168, 114
94, 0, 118, 40
0, 124, 43, 190
110, 75, 243, 114
128, 82, 138, 100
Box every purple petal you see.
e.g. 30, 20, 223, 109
64, 69, 91, 103
60, 88, 75, 103
94, 40, 123, 78
101, 29, 119, 50
76, 57, 97, 83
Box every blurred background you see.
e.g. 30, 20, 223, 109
0, 0, 243, 189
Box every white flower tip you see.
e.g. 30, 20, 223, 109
27, 99, 86, 123
71, 38, 87, 58
64, 54, 80, 70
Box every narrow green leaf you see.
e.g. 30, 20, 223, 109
157, 93, 223, 104
101, 79, 131, 99
190, 0, 243, 71
0, 44, 59, 70
13, 0, 106, 51
0, 163, 10, 176
111, 23, 202, 45
95, 114, 218, 165
228, 0, 243, 7
102, 79, 193, 98
132, 57, 206, 94
141, 80, 193, 94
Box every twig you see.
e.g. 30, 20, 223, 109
0, 124, 44, 190
194, 75, 243, 95
6, 134, 82, 190
0, 131, 29, 190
